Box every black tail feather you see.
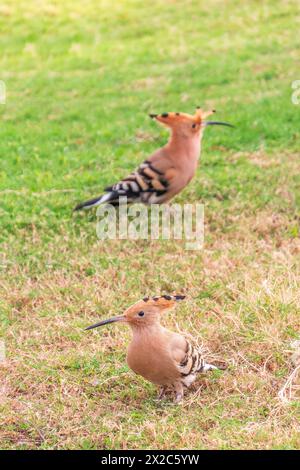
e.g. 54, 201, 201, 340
74, 195, 104, 211
73, 190, 129, 211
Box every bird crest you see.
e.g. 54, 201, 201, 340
124, 294, 186, 316
194, 107, 216, 123
149, 107, 216, 126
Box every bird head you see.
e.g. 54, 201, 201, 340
149, 108, 234, 137
85, 295, 186, 331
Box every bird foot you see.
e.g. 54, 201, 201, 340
175, 393, 183, 403
157, 387, 167, 400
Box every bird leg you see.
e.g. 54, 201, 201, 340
157, 386, 167, 400
173, 382, 184, 403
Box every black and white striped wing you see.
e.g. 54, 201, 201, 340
177, 340, 219, 387
105, 159, 169, 205
178, 340, 206, 379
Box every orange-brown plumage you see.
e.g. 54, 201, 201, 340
85, 295, 223, 402
74, 108, 233, 210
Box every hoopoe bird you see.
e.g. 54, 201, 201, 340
85, 295, 223, 402
74, 108, 233, 210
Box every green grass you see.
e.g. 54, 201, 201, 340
0, 0, 300, 450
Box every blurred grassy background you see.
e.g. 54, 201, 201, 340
0, 0, 299, 450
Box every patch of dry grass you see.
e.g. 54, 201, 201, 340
1, 196, 299, 449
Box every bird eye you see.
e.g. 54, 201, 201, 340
192, 123, 196, 128
138, 311, 145, 317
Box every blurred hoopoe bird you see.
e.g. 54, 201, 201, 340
74, 108, 233, 210
85, 295, 224, 402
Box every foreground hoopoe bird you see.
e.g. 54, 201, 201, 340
74, 108, 233, 210
85, 295, 223, 402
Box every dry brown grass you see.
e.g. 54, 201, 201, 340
1, 200, 299, 449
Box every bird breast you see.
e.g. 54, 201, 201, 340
126, 333, 181, 386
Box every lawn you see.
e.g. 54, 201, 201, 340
0, 0, 299, 450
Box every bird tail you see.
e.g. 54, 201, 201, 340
74, 192, 116, 211
198, 362, 227, 372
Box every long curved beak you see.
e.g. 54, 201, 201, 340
205, 121, 235, 128
85, 315, 125, 330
